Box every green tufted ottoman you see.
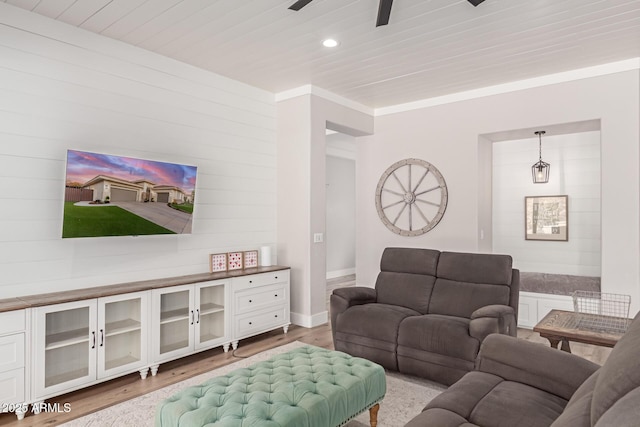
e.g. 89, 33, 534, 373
155, 345, 386, 427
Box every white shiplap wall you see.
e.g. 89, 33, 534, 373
0, 4, 277, 298
492, 131, 601, 276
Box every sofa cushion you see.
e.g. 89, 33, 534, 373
334, 303, 420, 370
436, 251, 513, 285
429, 278, 511, 318
380, 247, 440, 275
593, 387, 640, 427
398, 314, 479, 362
591, 311, 640, 424
375, 272, 435, 313
422, 371, 567, 427
405, 408, 480, 427
375, 248, 440, 312
428, 252, 513, 318
550, 372, 598, 427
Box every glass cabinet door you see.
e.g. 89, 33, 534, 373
152, 285, 194, 362
195, 281, 227, 350
34, 300, 97, 399
98, 292, 148, 378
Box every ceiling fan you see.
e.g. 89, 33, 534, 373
289, 0, 486, 27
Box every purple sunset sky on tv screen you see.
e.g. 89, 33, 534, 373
66, 150, 196, 193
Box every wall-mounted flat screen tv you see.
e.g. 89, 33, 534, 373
63, 149, 197, 238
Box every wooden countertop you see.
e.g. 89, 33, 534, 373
0, 266, 290, 313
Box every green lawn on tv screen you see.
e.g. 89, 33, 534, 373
62, 202, 175, 238
169, 202, 194, 214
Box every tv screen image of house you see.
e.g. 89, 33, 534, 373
63, 149, 197, 238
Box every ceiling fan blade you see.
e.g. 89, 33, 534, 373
468, 0, 486, 6
289, 0, 313, 11
376, 0, 394, 27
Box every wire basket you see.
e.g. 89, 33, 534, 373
572, 291, 632, 334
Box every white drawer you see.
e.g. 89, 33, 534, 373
0, 310, 26, 335
0, 334, 24, 372
233, 270, 289, 291
0, 368, 25, 405
234, 284, 287, 315
235, 306, 287, 338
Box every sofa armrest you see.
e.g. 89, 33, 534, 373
469, 304, 516, 341
476, 334, 600, 401
330, 287, 377, 340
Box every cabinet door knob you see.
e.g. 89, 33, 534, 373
275, 276, 278, 279
275, 314, 278, 318
249, 299, 252, 303
274, 294, 278, 297
249, 280, 253, 284
249, 321, 252, 325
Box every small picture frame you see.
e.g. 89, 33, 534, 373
209, 253, 228, 273
525, 195, 568, 241
243, 250, 259, 268
227, 251, 243, 270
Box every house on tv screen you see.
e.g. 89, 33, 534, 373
79, 175, 191, 204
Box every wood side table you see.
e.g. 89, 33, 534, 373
533, 309, 629, 353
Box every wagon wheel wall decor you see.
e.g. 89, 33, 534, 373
375, 158, 448, 236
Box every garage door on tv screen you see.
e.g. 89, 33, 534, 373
62, 149, 197, 238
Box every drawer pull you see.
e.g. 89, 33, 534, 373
275, 315, 278, 318
249, 322, 253, 325
275, 276, 278, 279
274, 294, 278, 297
249, 299, 252, 303
249, 280, 253, 284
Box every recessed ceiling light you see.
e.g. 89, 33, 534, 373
322, 38, 339, 48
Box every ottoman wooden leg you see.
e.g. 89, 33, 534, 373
369, 403, 380, 427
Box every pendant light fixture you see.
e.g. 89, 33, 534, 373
532, 130, 550, 183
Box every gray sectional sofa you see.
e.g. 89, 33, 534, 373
330, 247, 520, 386
407, 311, 640, 427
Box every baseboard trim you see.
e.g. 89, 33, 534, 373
326, 268, 355, 280
291, 310, 328, 328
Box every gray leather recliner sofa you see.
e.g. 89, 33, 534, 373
330, 247, 520, 386
406, 310, 640, 427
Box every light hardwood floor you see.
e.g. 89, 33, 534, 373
1, 276, 611, 427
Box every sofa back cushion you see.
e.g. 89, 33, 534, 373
428, 252, 513, 318
590, 311, 640, 424
375, 248, 440, 313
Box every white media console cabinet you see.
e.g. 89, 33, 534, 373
0, 266, 290, 421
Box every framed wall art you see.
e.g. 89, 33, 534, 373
525, 195, 568, 241
209, 253, 228, 273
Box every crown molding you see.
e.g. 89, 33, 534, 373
275, 85, 374, 116
375, 58, 640, 117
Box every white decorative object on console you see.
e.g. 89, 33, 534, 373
260, 246, 272, 266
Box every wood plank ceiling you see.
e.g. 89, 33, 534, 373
4, 0, 640, 108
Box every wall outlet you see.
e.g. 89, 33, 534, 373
313, 233, 324, 243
